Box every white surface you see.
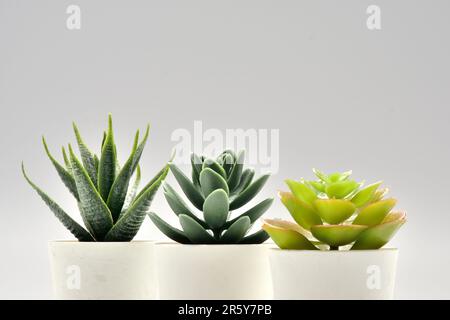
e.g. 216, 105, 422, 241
156, 244, 273, 300
49, 241, 157, 299
269, 248, 398, 299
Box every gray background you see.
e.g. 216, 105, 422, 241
1, 0, 449, 299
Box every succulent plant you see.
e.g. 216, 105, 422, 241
149, 150, 273, 244
263, 169, 406, 250
22, 114, 170, 242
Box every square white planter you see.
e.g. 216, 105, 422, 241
49, 241, 157, 300
269, 248, 398, 300
155, 243, 273, 300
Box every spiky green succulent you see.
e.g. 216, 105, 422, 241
22, 114, 170, 242
263, 169, 406, 250
149, 150, 273, 244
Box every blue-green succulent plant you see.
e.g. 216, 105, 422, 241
149, 150, 273, 244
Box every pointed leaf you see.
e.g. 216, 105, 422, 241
220, 216, 251, 244
325, 180, 360, 199
191, 153, 203, 186
107, 130, 143, 222
163, 183, 208, 228
169, 163, 204, 210
42, 138, 79, 201
230, 173, 270, 210
313, 199, 356, 224
203, 189, 229, 230
311, 224, 368, 247
307, 180, 326, 193
148, 212, 191, 244
351, 181, 382, 207
119, 165, 141, 218
312, 168, 330, 183
353, 198, 397, 226
226, 198, 273, 228
262, 219, 318, 250
352, 212, 406, 250
239, 229, 270, 244
199, 167, 229, 198
98, 114, 117, 201
227, 150, 245, 191
62, 146, 71, 172
22, 164, 94, 241
279, 191, 322, 230
69, 146, 113, 240
285, 179, 316, 205
73, 122, 98, 186
105, 164, 169, 241
179, 214, 216, 244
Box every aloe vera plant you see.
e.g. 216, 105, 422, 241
149, 150, 273, 244
263, 169, 406, 250
22, 114, 170, 241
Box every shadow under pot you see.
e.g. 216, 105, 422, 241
48, 241, 157, 300
155, 243, 273, 300
268, 248, 399, 300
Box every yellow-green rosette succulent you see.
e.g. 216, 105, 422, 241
263, 169, 406, 250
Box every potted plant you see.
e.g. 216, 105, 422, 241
22, 114, 170, 299
149, 150, 274, 299
263, 169, 406, 300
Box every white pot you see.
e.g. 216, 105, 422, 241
155, 244, 273, 300
269, 248, 398, 300
48, 241, 157, 300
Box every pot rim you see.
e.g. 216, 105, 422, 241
48, 240, 156, 245
269, 247, 398, 254
154, 241, 275, 248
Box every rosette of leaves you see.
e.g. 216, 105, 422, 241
149, 150, 273, 244
263, 169, 406, 250
22, 114, 170, 242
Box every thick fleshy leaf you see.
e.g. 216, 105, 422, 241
351, 181, 382, 207
42, 138, 79, 201
120, 165, 141, 216
169, 163, 204, 210
328, 170, 352, 182
22, 164, 94, 241
232, 168, 254, 195
262, 219, 318, 250
352, 212, 406, 250
98, 115, 117, 201
353, 198, 397, 226
107, 128, 149, 222
229, 173, 270, 210
199, 167, 229, 197
369, 188, 389, 204
225, 198, 273, 227
239, 229, 270, 244
163, 183, 208, 228
285, 179, 316, 205
227, 150, 245, 191
104, 164, 169, 241
179, 214, 216, 244
220, 216, 251, 244
221, 153, 235, 177
148, 212, 191, 244
203, 189, 229, 230
69, 146, 113, 240
73, 122, 98, 186
62, 146, 71, 172
307, 180, 326, 193
311, 224, 368, 247
202, 158, 226, 179
313, 199, 356, 224
325, 180, 359, 199
279, 191, 322, 230
190, 153, 203, 187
